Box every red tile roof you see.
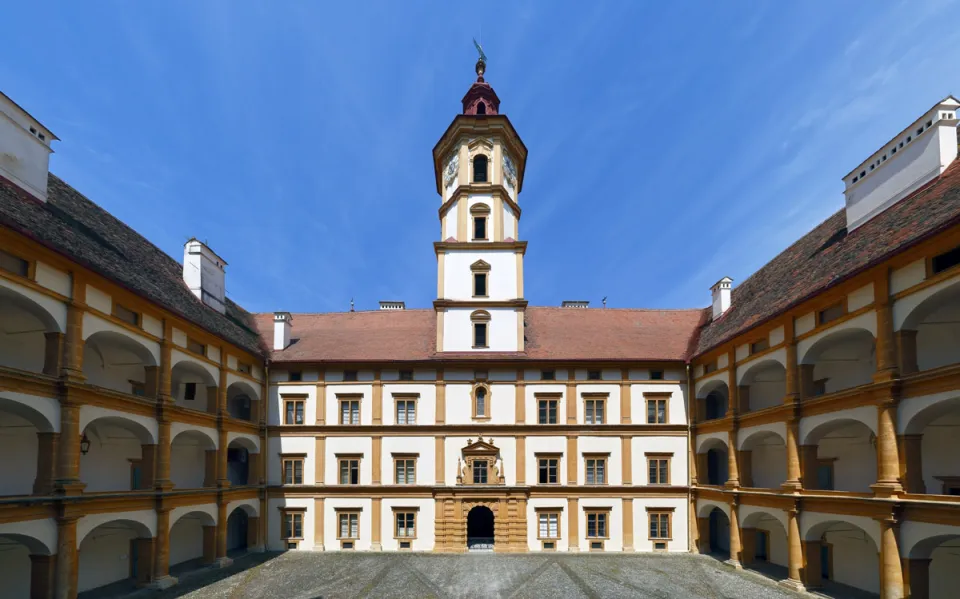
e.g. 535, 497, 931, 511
255, 307, 705, 364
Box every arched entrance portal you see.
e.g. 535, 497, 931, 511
467, 506, 494, 551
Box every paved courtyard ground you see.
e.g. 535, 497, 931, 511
141, 551, 812, 599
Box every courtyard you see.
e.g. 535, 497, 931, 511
139, 552, 811, 599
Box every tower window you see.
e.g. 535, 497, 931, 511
474, 273, 488, 297
473, 155, 488, 183
471, 308, 491, 349
474, 215, 487, 239
476, 101, 486, 115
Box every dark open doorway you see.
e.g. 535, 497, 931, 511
467, 506, 494, 551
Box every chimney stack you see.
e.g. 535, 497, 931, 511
183, 239, 227, 314
0, 91, 58, 201
711, 277, 733, 320
273, 312, 292, 350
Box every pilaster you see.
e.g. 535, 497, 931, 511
567, 497, 579, 552
622, 498, 634, 552
313, 498, 325, 551
620, 369, 631, 423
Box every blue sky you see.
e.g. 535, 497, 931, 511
3, 1, 958, 314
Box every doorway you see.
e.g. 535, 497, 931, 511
467, 506, 494, 551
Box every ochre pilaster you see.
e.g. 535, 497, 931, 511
216, 428, 229, 488
621, 436, 632, 485
515, 436, 525, 485
566, 436, 577, 485
567, 497, 579, 552
802, 540, 823, 588
371, 499, 383, 551
43, 332, 63, 377
372, 371, 382, 425
781, 507, 805, 591
313, 498, 325, 550
515, 370, 525, 424
435, 371, 446, 425
316, 372, 326, 425
622, 498, 634, 551
215, 501, 228, 558
54, 400, 83, 494
61, 279, 84, 382
782, 418, 802, 491
315, 436, 326, 485
784, 319, 800, 402
153, 509, 172, 581
874, 269, 898, 382
566, 380, 577, 424
372, 436, 382, 485
620, 369, 631, 424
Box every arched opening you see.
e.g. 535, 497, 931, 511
78, 519, 154, 594
902, 395, 960, 495
706, 508, 730, 558
171, 361, 217, 413
0, 532, 53, 599
900, 279, 960, 374
0, 287, 60, 375
467, 506, 494, 551
226, 508, 249, 555
472, 155, 488, 183
80, 416, 155, 492
698, 381, 729, 421
169, 511, 217, 575
476, 101, 486, 115
802, 418, 876, 492
739, 360, 786, 412
698, 438, 729, 486
740, 431, 787, 489
82, 331, 156, 396
170, 430, 216, 489
226, 382, 258, 422
739, 511, 789, 580
908, 533, 960, 599
801, 328, 876, 397
804, 520, 880, 595
226, 437, 259, 486
0, 396, 56, 496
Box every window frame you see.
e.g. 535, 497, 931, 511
186, 337, 206, 357
288, 371, 302, 382
536, 395, 560, 425
646, 453, 672, 485
393, 508, 419, 542
817, 301, 846, 326
336, 509, 361, 541
647, 508, 674, 542
583, 394, 607, 425
281, 454, 306, 485
540, 370, 556, 381
536, 454, 561, 485
472, 459, 490, 484
343, 370, 358, 382
470, 310, 491, 349
393, 454, 418, 485
0, 249, 32, 279
283, 397, 306, 425
535, 508, 562, 545
472, 383, 491, 420
113, 304, 140, 327
585, 509, 610, 542
394, 395, 418, 425
338, 395, 362, 425
398, 370, 414, 381
645, 393, 670, 424
649, 370, 664, 380
280, 508, 306, 540
586, 370, 602, 381
337, 455, 362, 485
472, 154, 489, 184
584, 454, 609, 485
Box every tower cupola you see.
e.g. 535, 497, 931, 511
462, 46, 500, 115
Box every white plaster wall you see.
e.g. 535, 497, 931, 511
81, 313, 159, 359
799, 406, 878, 444
577, 437, 621, 485
78, 511, 157, 547
524, 383, 566, 425
735, 344, 749, 362
170, 350, 218, 385
503, 208, 516, 240
270, 384, 317, 426
169, 505, 217, 531
632, 436, 687, 485
225, 432, 260, 453
916, 302, 960, 371
381, 437, 435, 485
737, 422, 786, 449
0, 102, 52, 199
443, 307, 519, 352
752, 517, 789, 567
576, 384, 620, 424
383, 384, 436, 425
443, 250, 518, 301
921, 411, 960, 494
795, 312, 816, 336
170, 434, 209, 489
270, 436, 316, 485
0, 391, 58, 433
323, 497, 373, 551
170, 423, 217, 449
326, 385, 373, 425
847, 283, 875, 312
443, 201, 458, 238
28, 264, 68, 296
634, 497, 689, 552
267, 497, 315, 550
526, 436, 567, 485
824, 526, 879, 593
930, 543, 960, 599
818, 425, 877, 492
0, 315, 46, 373
226, 499, 259, 518
797, 310, 877, 362
0, 412, 38, 495
0, 278, 66, 332
80, 423, 143, 491
141, 313, 162, 338
169, 514, 207, 566
696, 499, 730, 519
527, 498, 569, 551
695, 432, 728, 454
85, 285, 111, 314
769, 326, 785, 346
694, 371, 727, 399
443, 437, 470, 485
891, 259, 927, 295
172, 328, 187, 348
226, 373, 260, 400
325, 438, 372, 485
748, 440, 787, 489
637, 383, 687, 425
578, 497, 622, 551
380, 498, 435, 551
0, 540, 31, 598
78, 528, 141, 593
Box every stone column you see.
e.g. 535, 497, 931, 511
783, 418, 802, 491
622, 498, 634, 552
727, 503, 742, 568
873, 400, 903, 497
725, 431, 740, 488
53, 517, 77, 599
784, 322, 800, 402
878, 517, 905, 599
149, 509, 176, 589
895, 330, 919, 376
780, 508, 805, 591
30, 554, 55, 599
899, 435, 925, 494
158, 330, 173, 402
802, 540, 823, 588
371, 497, 382, 551
800, 445, 819, 490
54, 402, 84, 495
61, 287, 85, 382
42, 332, 64, 377
214, 501, 232, 567
740, 527, 756, 566
567, 497, 579, 552
33, 432, 58, 495
697, 517, 710, 553
217, 429, 230, 488
904, 558, 931, 599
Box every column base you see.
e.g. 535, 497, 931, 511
723, 481, 740, 490
870, 482, 903, 498
778, 578, 805, 592
568, 546, 580, 553
145, 575, 178, 590
213, 557, 233, 568
622, 545, 634, 552
249, 545, 265, 553
780, 481, 802, 493
724, 558, 742, 569
371, 543, 382, 551
312, 544, 325, 552
54, 481, 86, 496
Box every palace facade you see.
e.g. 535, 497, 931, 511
0, 60, 958, 599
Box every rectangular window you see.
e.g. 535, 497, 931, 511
184, 382, 197, 401
474, 323, 488, 348
130, 380, 145, 396
114, 304, 140, 327
283, 399, 305, 425
932, 245, 960, 274
396, 399, 416, 425
237, 362, 252, 375
339, 398, 360, 425
338, 457, 361, 485
750, 338, 769, 354
587, 370, 601, 381
473, 386, 488, 419
337, 511, 360, 539
395, 511, 416, 539
647, 456, 671, 485
646, 397, 667, 424
282, 457, 304, 485
399, 370, 414, 381
343, 370, 358, 382
537, 511, 560, 539
394, 457, 416, 485
818, 302, 845, 325
703, 361, 717, 374
541, 370, 556, 381
585, 456, 607, 485
537, 398, 559, 424
648, 511, 671, 540
473, 273, 488, 297
586, 511, 609, 538
538, 456, 559, 484
289, 371, 302, 382
650, 370, 664, 380
282, 511, 304, 539
0, 249, 29, 277
584, 397, 605, 424
473, 460, 488, 484
186, 337, 206, 356
474, 216, 487, 240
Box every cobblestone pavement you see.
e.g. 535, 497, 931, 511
143, 552, 810, 599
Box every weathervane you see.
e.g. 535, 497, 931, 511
472, 37, 487, 81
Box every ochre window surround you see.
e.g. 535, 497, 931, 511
471, 259, 491, 297
336, 508, 361, 549
536, 507, 562, 550
470, 203, 491, 240
584, 453, 609, 485
394, 393, 418, 425
338, 394, 362, 425
536, 453, 561, 485
281, 453, 306, 485
472, 155, 489, 184
393, 507, 419, 544
585, 509, 611, 551
283, 396, 307, 425
393, 453, 418, 485
471, 310, 491, 349
536, 393, 561, 424
280, 507, 306, 541
646, 452, 672, 485
583, 393, 607, 425
337, 454, 362, 485
457, 436, 505, 485
647, 507, 675, 546
472, 382, 491, 420
644, 392, 670, 424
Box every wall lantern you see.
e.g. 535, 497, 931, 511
80, 433, 91, 455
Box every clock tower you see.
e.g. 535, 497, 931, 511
433, 55, 528, 352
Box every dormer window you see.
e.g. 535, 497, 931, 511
471, 310, 491, 348
473, 155, 488, 183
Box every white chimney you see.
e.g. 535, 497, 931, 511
561, 300, 590, 308
844, 96, 959, 231
379, 301, 406, 310
273, 312, 292, 350
711, 277, 733, 319
0, 91, 57, 201
182, 239, 227, 314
